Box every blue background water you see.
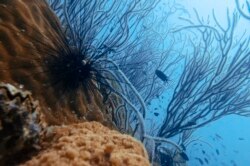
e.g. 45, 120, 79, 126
188, 116, 250, 165
148, 0, 250, 165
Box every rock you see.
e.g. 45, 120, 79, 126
0, 83, 46, 164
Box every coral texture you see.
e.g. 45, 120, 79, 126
0, 83, 46, 163
22, 122, 150, 166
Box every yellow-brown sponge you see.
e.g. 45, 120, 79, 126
22, 122, 150, 166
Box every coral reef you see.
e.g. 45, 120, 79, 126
0, 83, 46, 164
0, 83, 150, 165
22, 122, 150, 166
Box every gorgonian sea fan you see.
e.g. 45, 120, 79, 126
43, 0, 160, 119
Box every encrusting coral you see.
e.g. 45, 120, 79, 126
22, 122, 150, 166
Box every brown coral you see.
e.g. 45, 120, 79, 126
22, 122, 150, 166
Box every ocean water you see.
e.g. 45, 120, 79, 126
146, 0, 250, 165
47, 0, 250, 165
0, 0, 249, 165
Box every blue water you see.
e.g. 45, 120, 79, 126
146, 0, 250, 165
188, 116, 250, 165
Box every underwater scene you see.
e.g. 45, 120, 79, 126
0, 0, 250, 165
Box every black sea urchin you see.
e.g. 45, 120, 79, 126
0, 0, 118, 125
1, 0, 158, 133
26, 5, 111, 105
40, 37, 103, 103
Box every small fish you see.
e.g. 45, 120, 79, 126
220, 161, 227, 166
155, 70, 169, 83
154, 108, 158, 110
221, 143, 226, 149
179, 152, 189, 161
230, 160, 237, 166
215, 133, 223, 140
215, 149, 220, 155
233, 150, 239, 154
154, 112, 159, 116
180, 144, 186, 151
204, 157, 209, 164
195, 157, 204, 165
142, 71, 147, 75
202, 150, 206, 154
238, 137, 245, 140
